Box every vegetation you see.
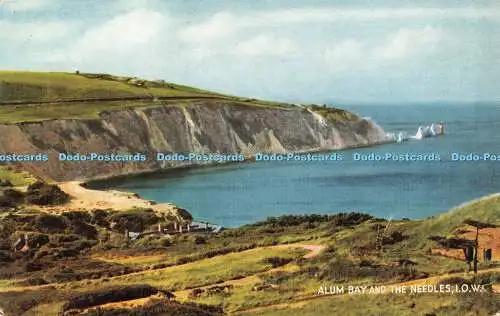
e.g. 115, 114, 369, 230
308, 104, 360, 122
0, 166, 38, 187
0, 71, 297, 124
0, 191, 499, 315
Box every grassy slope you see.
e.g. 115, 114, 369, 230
0, 71, 292, 123
0, 196, 499, 315
0, 71, 219, 101
0, 166, 38, 186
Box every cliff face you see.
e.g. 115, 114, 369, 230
0, 101, 389, 181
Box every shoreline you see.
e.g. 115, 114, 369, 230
38, 181, 191, 222
85, 138, 395, 189
72, 138, 395, 226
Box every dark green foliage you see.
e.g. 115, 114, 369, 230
25, 181, 69, 205
23, 261, 48, 272
34, 214, 68, 233
49, 234, 80, 244
108, 208, 160, 233
308, 105, 360, 122
463, 219, 497, 229
25, 232, 50, 248
0, 250, 13, 262
252, 212, 374, 228
0, 287, 60, 315
91, 209, 110, 227
190, 235, 207, 245
61, 284, 159, 311
0, 188, 24, 207
81, 299, 225, 316
428, 236, 475, 248
263, 256, 293, 268
62, 210, 92, 223
70, 221, 98, 239
381, 231, 407, 245
18, 277, 48, 286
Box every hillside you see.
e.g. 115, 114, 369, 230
0, 71, 227, 103
0, 196, 498, 315
0, 71, 293, 123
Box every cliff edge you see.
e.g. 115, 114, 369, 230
0, 72, 390, 182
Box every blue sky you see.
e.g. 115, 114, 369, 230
0, 0, 499, 103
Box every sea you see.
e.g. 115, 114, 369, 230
90, 103, 500, 227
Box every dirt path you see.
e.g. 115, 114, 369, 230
60, 243, 326, 313
173, 244, 325, 300
236, 267, 500, 315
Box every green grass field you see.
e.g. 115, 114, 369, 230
0, 71, 221, 102
0, 166, 38, 186
0, 71, 297, 123
65, 246, 306, 292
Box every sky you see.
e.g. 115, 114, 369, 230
0, 0, 499, 104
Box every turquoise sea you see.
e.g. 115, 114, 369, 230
90, 103, 500, 227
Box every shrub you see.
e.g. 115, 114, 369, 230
62, 211, 91, 223
108, 208, 159, 233
25, 181, 69, 205
134, 235, 171, 249
263, 256, 293, 268
190, 235, 207, 245
80, 299, 225, 316
26, 232, 50, 248
252, 212, 374, 228
49, 234, 80, 244
0, 250, 13, 262
19, 277, 48, 286
0, 188, 24, 207
23, 261, 47, 272
70, 221, 98, 239
34, 214, 68, 233
61, 284, 159, 311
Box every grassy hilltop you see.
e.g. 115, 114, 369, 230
0, 71, 295, 123
0, 71, 358, 124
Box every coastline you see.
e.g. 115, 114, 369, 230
37, 181, 191, 222
78, 139, 395, 223
85, 138, 395, 188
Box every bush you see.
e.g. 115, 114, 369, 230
26, 232, 50, 248
108, 209, 160, 233
49, 234, 80, 244
23, 261, 48, 272
134, 235, 171, 249
263, 256, 293, 268
80, 299, 225, 316
70, 221, 98, 239
25, 181, 69, 205
62, 211, 91, 223
34, 214, 68, 233
252, 212, 374, 228
190, 235, 207, 245
0, 188, 24, 207
61, 284, 159, 311
0, 250, 13, 262
19, 277, 48, 286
